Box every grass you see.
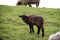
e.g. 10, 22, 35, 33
0, 5, 60, 40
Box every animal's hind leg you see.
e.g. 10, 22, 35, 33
37, 26, 40, 35
41, 24, 44, 37
36, 2, 39, 7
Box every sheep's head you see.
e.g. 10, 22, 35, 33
19, 14, 28, 19
16, 2, 21, 5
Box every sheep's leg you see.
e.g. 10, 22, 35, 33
41, 25, 44, 37
36, 2, 39, 7
28, 2, 32, 7
31, 26, 34, 33
24, 3, 27, 6
29, 25, 33, 33
37, 26, 40, 35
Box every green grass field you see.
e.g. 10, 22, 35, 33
0, 5, 60, 40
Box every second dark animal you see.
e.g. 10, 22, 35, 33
17, 0, 40, 7
19, 14, 44, 37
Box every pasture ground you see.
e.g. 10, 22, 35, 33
0, 5, 60, 40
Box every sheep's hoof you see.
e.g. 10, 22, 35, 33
42, 35, 44, 37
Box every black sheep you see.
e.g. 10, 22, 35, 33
16, 0, 40, 7
19, 14, 44, 37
